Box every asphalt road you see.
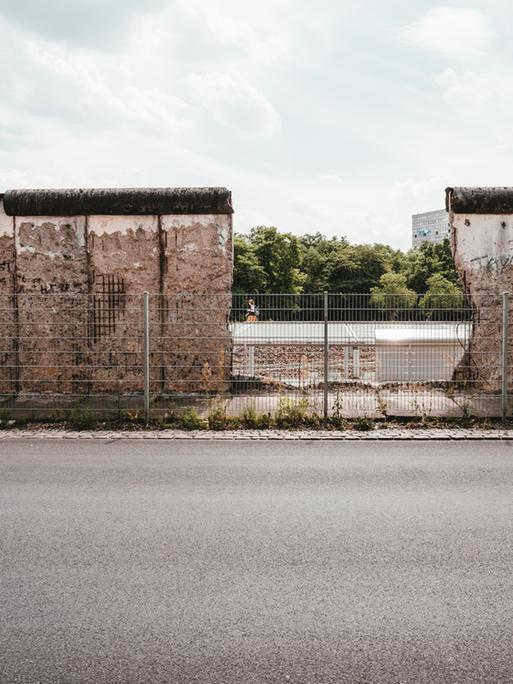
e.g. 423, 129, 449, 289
1, 439, 513, 683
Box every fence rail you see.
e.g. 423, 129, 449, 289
0, 292, 510, 420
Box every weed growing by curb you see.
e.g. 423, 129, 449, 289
66, 409, 96, 431
1, 406, 513, 432
353, 417, 374, 432
180, 407, 207, 430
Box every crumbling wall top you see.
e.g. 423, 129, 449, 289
446, 187, 513, 214
3, 187, 233, 216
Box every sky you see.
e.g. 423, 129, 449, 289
0, 1, 511, 249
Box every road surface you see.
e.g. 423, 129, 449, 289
1, 439, 513, 683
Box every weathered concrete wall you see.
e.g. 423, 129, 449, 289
160, 214, 232, 393
447, 187, 513, 392
1, 187, 233, 399
15, 216, 89, 395
86, 212, 233, 395
0, 200, 17, 396
87, 215, 160, 393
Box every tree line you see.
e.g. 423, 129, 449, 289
234, 227, 466, 316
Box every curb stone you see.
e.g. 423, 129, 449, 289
1, 429, 513, 440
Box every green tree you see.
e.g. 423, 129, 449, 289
326, 244, 390, 293
250, 226, 305, 293
299, 233, 348, 292
232, 227, 461, 299
420, 274, 465, 319
233, 234, 267, 293
370, 272, 418, 318
404, 238, 459, 293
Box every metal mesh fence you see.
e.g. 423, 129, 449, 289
0, 292, 511, 419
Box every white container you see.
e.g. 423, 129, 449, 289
375, 325, 470, 383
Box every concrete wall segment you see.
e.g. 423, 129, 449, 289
449, 190, 513, 394
0, 188, 234, 399
86, 215, 161, 393
14, 215, 89, 395
159, 213, 233, 392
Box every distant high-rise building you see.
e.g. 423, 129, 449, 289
412, 209, 450, 248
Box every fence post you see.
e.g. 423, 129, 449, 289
248, 345, 255, 377
143, 291, 150, 424
324, 291, 329, 421
502, 291, 509, 419
353, 347, 360, 379
343, 346, 350, 381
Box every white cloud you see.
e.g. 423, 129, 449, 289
174, 0, 291, 66
400, 7, 494, 58
185, 72, 281, 136
125, 0, 294, 72
435, 68, 513, 109
0, 18, 192, 135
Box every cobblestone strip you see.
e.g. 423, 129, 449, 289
1, 429, 513, 440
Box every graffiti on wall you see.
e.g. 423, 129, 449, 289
469, 252, 513, 273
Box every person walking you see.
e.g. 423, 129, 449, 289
246, 299, 259, 322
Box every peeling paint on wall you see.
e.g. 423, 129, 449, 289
160, 214, 232, 392
87, 215, 160, 393
14, 216, 89, 395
